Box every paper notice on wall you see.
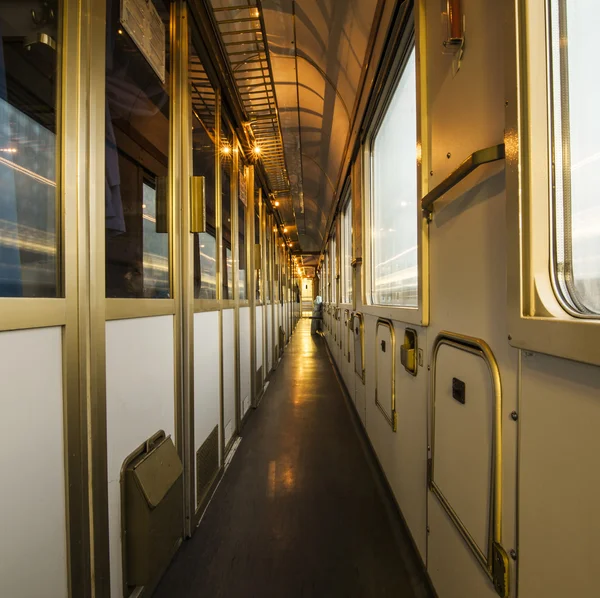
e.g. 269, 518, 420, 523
239, 170, 247, 207
121, 0, 166, 83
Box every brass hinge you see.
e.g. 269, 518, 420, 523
492, 542, 510, 597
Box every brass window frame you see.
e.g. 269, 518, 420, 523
359, 2, 430, 327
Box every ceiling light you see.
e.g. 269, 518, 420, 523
274, 200, 280, 207
283, 227, 288, 233
221, 145, 231, 155
253, 145, 261, 156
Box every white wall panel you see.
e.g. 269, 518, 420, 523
519, 353, 600, 598
423, 0, 517, 594
239, 307, 251, 418
0, 327, 68, 598
193, 311, 221, 501
222, 309, 236, 448
106, 316, 176, 597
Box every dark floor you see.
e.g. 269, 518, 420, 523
154, 319, 432, 598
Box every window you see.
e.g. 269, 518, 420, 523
331, 234, 337, 304
105, 0, 170, 298
237, 164, 248, 300
190, 35, 217, 300
0, 4, 62, 297
549, 0, 600, 315
254, 192, 261, 302
370, 48, 417, 307
221, 118, 233, 300
342, 196, 353, 304
265, 213, 271, 302
323, 253, 328, 302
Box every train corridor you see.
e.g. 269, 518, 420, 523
153, 319, 431, 598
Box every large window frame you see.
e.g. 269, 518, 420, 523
506, 0, 600, 366
341, 187, 353, 305
361, 20, 428, 327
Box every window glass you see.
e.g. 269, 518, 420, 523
105, 0, 170, 298
221, 118, 233, 300
331, 235, 337, 304
254, 192, 261, 301
342, 197, 353, 304
190, 35, 217, 299
324, 252, 329, 302
238, 173, 247, 300
0, 4, 61, 297
549, 0, 600, 314
265, 214, 271, 301
371, 48, 417, 307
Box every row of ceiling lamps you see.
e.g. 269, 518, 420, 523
220, 139, 294, 251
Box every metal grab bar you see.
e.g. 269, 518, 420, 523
421, 143, 505, 216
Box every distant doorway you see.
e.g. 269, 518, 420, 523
301, 279, 313, 317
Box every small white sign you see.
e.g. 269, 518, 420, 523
121, 0, 166, 83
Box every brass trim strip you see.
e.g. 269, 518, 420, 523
375, 318, 397, 432
429, 331, 503, 583
106, 299, 176, 321
0, 299, 67, 331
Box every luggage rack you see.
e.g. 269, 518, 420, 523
212, 2, 289, 195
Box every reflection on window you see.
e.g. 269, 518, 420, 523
371, 48, 417, 307
221, 119, 233, 300
342, 197, 352, 304
331, 235, 337, 303
255, 195, 261, 301
549, 0, 600, 315
238, 198, 246, 300
190, 35, 217, 299
0, 5, 60, 297
142, 181, 169, 296
105, 0, 170, 298
265, 215, 271, 302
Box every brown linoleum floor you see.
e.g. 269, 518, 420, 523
153, 319, 432, 598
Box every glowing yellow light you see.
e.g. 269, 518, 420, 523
118, 28, 124, 35
221, 145, 231, 155
283, 227, 288, 233
274, 200, 280, 207
253, 145, 261, 156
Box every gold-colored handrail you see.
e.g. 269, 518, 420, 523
421, 144, 505, 216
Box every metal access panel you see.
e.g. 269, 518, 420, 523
375, 319, 396, 431
431, 341, 493, 557
353, 312, 364, 383
123, 432, 183, 589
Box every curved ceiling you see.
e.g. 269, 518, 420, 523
261, 0, 378, 252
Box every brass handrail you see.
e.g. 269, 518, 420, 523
421, 144, 505, 216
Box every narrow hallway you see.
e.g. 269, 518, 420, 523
154, 319, 431, 598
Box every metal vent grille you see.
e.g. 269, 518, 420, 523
212, 2, 289, 193
196, 425, 219, 509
